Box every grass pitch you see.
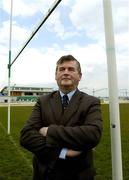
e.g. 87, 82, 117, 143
0, 103, 129, 180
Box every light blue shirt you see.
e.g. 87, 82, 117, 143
59, 89, 77, 102
59, 89, 77, 159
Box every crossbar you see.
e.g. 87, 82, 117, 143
10, 0, 62, 67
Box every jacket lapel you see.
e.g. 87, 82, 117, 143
50, 90, 82, 125
50, 91, 63, 124
61, 90, 82, 125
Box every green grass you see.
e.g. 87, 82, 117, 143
95, 103, 129, 180
0, 106, 33, 180
0, 104, 129, 179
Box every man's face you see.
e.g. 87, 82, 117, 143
55, 61, 82, 93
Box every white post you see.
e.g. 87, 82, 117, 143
7, 0, 62, 134
8, 0, 13, 134
103, 0, 123, 179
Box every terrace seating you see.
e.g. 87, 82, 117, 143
16, 96, 38, 102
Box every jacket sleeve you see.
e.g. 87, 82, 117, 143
20, 99, 60, 161
46, 98, 103, 151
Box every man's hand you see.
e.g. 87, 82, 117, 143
66, 149, 82, 157
39, 127, 48, 136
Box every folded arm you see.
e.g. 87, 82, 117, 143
39, 99, 102, 151
39, 127, 82, 158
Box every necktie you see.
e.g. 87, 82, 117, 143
62, 94, 69, 110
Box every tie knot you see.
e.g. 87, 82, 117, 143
62, 94, 69, 109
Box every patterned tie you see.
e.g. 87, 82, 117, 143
62, 94, 69, 110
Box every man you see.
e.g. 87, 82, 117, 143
20, 55, 103, 180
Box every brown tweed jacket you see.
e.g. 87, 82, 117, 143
20, 89, 103, 180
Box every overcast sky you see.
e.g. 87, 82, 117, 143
0, 0, 129, 96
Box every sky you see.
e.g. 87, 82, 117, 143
0, 0, 129, 97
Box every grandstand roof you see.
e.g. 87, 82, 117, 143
0, 86, 54, 94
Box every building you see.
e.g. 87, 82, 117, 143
0, 86, 54, 103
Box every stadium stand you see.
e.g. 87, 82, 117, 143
0, 86, 54, 103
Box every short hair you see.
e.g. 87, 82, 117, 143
56, 55, 82, 75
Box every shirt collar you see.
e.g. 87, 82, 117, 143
59, 89, 77, 101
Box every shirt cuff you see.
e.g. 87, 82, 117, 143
59, 148, 68, 159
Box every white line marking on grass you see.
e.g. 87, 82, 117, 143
0, 121, 33, 170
